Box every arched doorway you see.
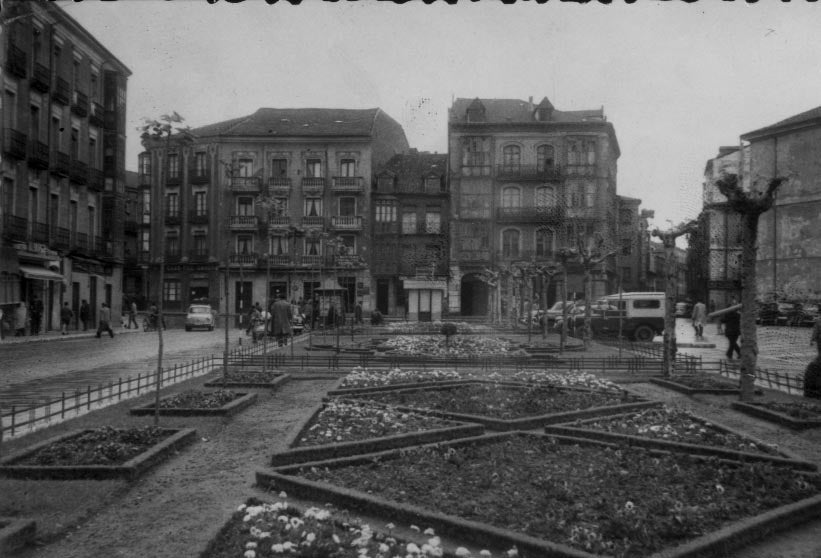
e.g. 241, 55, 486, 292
460, 274, 489, 316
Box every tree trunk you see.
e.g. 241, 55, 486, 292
739, 211, 761, 401
662, 242, 678, 378
582, 266, 593, 350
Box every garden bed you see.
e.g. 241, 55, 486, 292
649, 375, 761, 395
204, 371, 291, 389
375, 335, 523, 357
732, 401, 821, 430
129, 390, 257, 417
257, 432, 821, 558
272, 399, 484, 466
544, 406, 816, 471
0, 517, 36, 555
0, 427, 196, 480
341, 381, 658, 431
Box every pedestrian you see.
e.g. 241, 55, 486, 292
246, 303, 261, 335
326, 302, 337, 329
271, 293, 292, 347
60, 302, 74, 335
127, 300, 138, 329
96, 302, 114, 338
803, 357, 821, 399
311, 296, 320, 329
79, 299, 90, 331
14, 301, 27, 336
30, 295, 43, 335
722, 300, 741, 360
691, 299, 707, 341
810, 316, 821, 357
354, 300, 363, 325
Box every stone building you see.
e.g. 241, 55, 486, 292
138, 107, 408, 324
372, 150, 449, 320
1, 0, 130, 332
447, 96, 622, 316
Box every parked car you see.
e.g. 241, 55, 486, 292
185, 304, 215, 331
784, 302, 820, 327
572, 292, 665, 341
544, 301, 581, 327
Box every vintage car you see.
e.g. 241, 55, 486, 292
185, 304, 215, 331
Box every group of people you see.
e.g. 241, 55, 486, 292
246, 294, 296, 347
1, 298, 94, 339
690, 297, 743, 360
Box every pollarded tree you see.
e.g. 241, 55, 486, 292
715, 173, 786, 402
575, 232, 617, 350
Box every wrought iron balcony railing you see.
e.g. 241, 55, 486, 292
3, 129, 27, 160
28, 140, 49, 169
229, 215, 258, 229
89, 102, 105, 127
331, 176, 364, 192
268, 215, 291, 228
230, 176, 260, 192
330, 215, 363, 230
165, 211, 181, 226
5, 44, 27, 78
268, 177, 292, 194
495, 206, 565, 222
229, 253, 258, 265
32, 222, 49, 243
301, 216, 324, 228
70, 159, 88, 185
71, 91, 89, 117
188, 250, 210, 263
53, 227, 71, 250
301, 177, 325, 192
51, 151, 70, 177
188, 210, 209, 224
30, 62, 50, 93
87, 168, 105, 191
495, 164, 562, 181
53, 77, 71, 106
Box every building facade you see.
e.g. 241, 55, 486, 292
138, 107, 408, 324
1, 0, 130, 332
447, 96, 621, 316
372, 150, 449, 320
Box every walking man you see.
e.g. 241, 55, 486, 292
691, 299, 707, 341
810, 316, 821, 357
354, 300, 363, 325
127, 300, 138, 329
79, 299, 90, 331
60, 302, 74, 335
271, 293, 292, 347
722, 300, 742, 360
96, 302, 115, 338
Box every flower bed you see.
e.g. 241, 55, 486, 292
649, 374, 754, 395
259, 432, 821, 558
272, 399, 484, 466
544, 407, 817, 471
129, 390, 258, 417
385, 321, 492, 335
732, 400, 821, 430
376, 335, 521, 357
0, 426, 196, 480
201, 497, 511, 558
0, 517, 36, 555
337, 367, 463, 389
345, 381, 657, 431
204, 371, 291, 389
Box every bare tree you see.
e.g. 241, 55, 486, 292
572, 233, 617, 350
715, 173, 786, 401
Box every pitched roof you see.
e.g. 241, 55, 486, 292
741, 106, 821, 140
450, 97, 604, 124
189, 108, 383, 138
378, 151, 448, 179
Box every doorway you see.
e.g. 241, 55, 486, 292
460, 274, 489, 316
235, 281, 252, 327
376, 278, 389, 315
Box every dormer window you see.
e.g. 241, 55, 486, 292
377, 175, 394, 192
466, 98, 486, 123
535, 108, 550, 121
424, 176, 441, 193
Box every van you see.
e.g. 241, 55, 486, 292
570, 292, 665, 342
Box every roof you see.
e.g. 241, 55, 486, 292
377, 151, 448, 179
741, 106, 821, 141
450, 97, 604, 124
189, 108, 383, 138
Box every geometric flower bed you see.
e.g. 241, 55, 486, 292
385, 321, 493, 335
258, 432, 821, 558
129, 390, 258, 417
271, 399, 484, 466
376, 335, 522, 357
0, 426, 196, 480
200, 497, 510, 558
335, 366, 463, 389
344, 381, 658, 430
732, 400, 821, 431
204, 370, 291, 389
544, 406, 817, 471
649, 374, 754, 395
0, 517, 36, 555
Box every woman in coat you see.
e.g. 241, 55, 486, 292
271, 294, 293, 346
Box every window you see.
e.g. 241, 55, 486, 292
87, 204, 96, 237
3, 89, 16, 130
30, 105, 40, 141
567, 140, 581, 165
621, 238, 632, 256
306, 159, 322, 178
167, 154, 180, 179
462, 137, 490, 176
567, 185, 581, 208
90, 72, 99, 100
583, 140, 596, 164
339, 159, 356, 177
140, 230, 150, 252
193, 234, 207, 256
72, 59, 80, 91
375, 200, 397, 223
141, 191, 151, 224
88, 136, 97, 168
237, 158, 253, 177
424, 176, 442, 193
236, 196, 253, 216
194, 191, 207, 215
339, 235, 356, 255
425, 207, 441, 234
270, 235, 288, 255
633, 299, 660, 310
165, 192, 179, 216
271, 158, 287, 177
338, 197, 356, 216
402, 210, 417, 234
535, 186, 555, 207
536, 228, 555, 257
165, 234, 180, 255
376, 176, 394, 192
502, 186, 521, 208
585, 183, 596, 208
163, 279, 181, 302
502, 229, 520, 258
305, 238, 320, 256
236, 235, 253, 255
194, 152, 206, 177
537, 145, 555, 170
304, 197, 322, 217
51, 115, 61, 151
502, 145, 521, 171
272, 197, 288, 216
70, 127, 80, 160
139, 153, 151, 176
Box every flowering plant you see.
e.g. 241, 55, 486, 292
339, 367, 463, 389
380, 335, 519, 357
158, 389, 237, 409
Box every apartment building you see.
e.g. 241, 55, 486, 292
138, 107, 408, 323
1, 0, 130, 332
372, 150, 449, 320
447, 96, 621, 316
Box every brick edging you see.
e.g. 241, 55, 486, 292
731, 402, 821, 431
129, 393, 257, 417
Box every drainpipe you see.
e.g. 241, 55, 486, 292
772, 136, 778, 297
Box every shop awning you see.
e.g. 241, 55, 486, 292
19, 264, 64, 282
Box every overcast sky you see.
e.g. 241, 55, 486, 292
61, 0, 821, 230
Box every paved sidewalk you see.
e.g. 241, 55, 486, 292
1, 324, 143, 345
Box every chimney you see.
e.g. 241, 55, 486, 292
528, 96, 534, 111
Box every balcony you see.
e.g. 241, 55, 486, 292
53, 77, 71, 106
71, 91, 89, 117
301, 216, 324, 228
495, 206, 565, 223
301, 177, 325, 193
51, 151, 70, 177
229, 215, 258, 230
124, 220, 138, 234
95, 236, 111, 258
331, 176, 364, 192
268, 177, 292, 194
69, 159, 88, 185
30, 62, 50, 93
188, 250, 210, 263
166, 172, 182, 186
5, 44, 27, 78
2, 216, 28, 242
189, 169, 209, 184
53, 227, 71, 250
164, 251, 182, 264
264, 254, 293, 267
28, 140, 49, 169
331, 215, 363, 230
75, 232, 89, 253
229, 253, 258, 266
3, 129, 27, 160
89, 102, 105, 127
188, 210, 209, 225
495, 164, 562, 181
299, 254, 328, 267
565, 164, 597, 177
87, 168, 105, 191
139, 173, 151, 187
165, 211, 181, 226
230, 176, 260, 192
268, 215, 291, 229
32, 222, 49, 243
